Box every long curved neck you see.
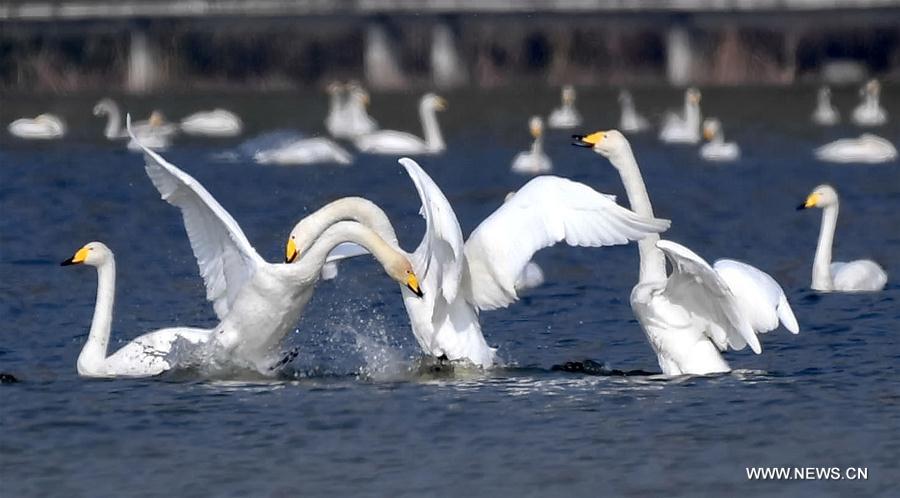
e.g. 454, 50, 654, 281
328, 92, 343, 118
103, 103, 122, 138
812, 204, 838, 290
865, 90, 879, 111
297, 197, 398, 249
419, 105, 444, 152
609, 147, 667, 283
621, 99, 635, 120
531, 135, 544, 156
79, 258, 115, 373
302, 221, 403, 275
685, 100, 700, 128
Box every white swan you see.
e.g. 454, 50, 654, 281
61, 242, 211, 378
618, 90, 649, 133
326, 82, 379, 139
851, 79, 888, 127
797, 185, 887, 292
815, 134, 897, 164
354, 94, 445, 155
180, 109, 243, 137
126, 111, 178, 152
254, 137, 353, 165
93, 99, 127, 139
130, 128, 421, 373
812, 86, 840, 126
573, 130, 799, 376
700, 118, 740, 162
511, 116, 552, 175
288, 158, 671, 368
659, 88, 702, 144
547, 85, 582, 129
8, 114, 65, 139
324, 82, 348, 137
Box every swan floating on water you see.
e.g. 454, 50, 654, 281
659, 88, 702, 144
253, 137, 353, 165
124, 111, 178, 151
812, 86, 840, 126
797, 184, 887, 292
573, 130, 799, 376
61, 242, 211, 378
547, 85, 582, 129
511, 116, 552, 175
130, 124, 420, 373
8, 114, 66, 139
618, 90, 649, 133
354, 93, 446, 155
180, 109, 243, 137
326, 82, 379, 139
289, 158, 671, 368
815, 134, 897, 163
700, 118, 740, 162
851, 79, 888, 127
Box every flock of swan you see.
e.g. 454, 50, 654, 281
14, 81, 890, 379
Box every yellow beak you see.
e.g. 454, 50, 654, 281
572, 131, 606, 147
406, 272, 423, 298
61, 246, 89, 266
797, 193, 820, 210
285, 238, 299, 263
703, 127, 715, 141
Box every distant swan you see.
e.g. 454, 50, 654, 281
511, 116, 552, 174
326, 82, 378, 139
61, 242, 211, 378
354, 93, 446, 155
812, 86, 839, 126
618, 90, 649, 133
574, 130, 799, 376
289, 158, 671, 367
8, 114, 65, 139
125, 111, 178, 151
659, 88, 701, 144
815, 134, 897, 163
700, 118, 740, 162
547, 85, 582, 129
254, 137, 353, 165
797, 184, 887, 292
180, 109, 243, 137
851, 79, 887, 127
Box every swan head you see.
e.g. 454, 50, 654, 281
148, 111, 166, 127
687, 87, 701, 104
421, 93, 447, 112
572, 129, 631, 161
529, 116, 544, 139
818, 86, 831, 100
61, 241, 111, 267
93, 99, 115, 116
347, 83, 370, 106
387, 256, 424, 298
618, 90, 633, 104
798, 184, 838, 210
561, 85, 576, 105
326, 81, 344, 95
702, 118, 721, 141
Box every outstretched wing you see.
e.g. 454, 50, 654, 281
130, 117, 264, 320
713, 259, 800, 335
464, 176, 671, 310
656, 240, 761, 354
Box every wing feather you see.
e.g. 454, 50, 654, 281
713, 259, 800, 335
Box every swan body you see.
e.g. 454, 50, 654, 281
547, 85, 582, 129
254, 137, 352, 165
700, 118, 740, 162
511, 116, 552, 175
851, 79, 887, 127
293, 158, 671, 368
61, 242, 211, 378
812, 87, 840, 126
573, 130, 799, 376
180, 109, 243, 137
618, 90, 649, 133
8, 114, 65, 139
815, 134, 897, 164
354, 94, 445, 155
130, 128, 420, 373
659, 88, 702, 144
124, 111, 178, 151
798, 184, 887, 292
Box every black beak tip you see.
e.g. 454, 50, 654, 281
796, 203, 807, 211
60, 258, 75, 266
571, 135, 592, 148
409, 286, 424, 298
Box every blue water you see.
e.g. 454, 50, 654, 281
1, 88, 898, 497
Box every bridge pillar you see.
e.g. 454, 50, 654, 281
666, 25, 695, 86
364, 22, 407, 90
127, 28, 161, 93
431, 22, 468, 88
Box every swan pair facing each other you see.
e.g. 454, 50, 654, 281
325, 82, 378, 139
797, 185, 887, 292
659, 88, 702, 144
547, 85, 583, 129
8, 114, 66, 139
699, 118, 740, 162
511, 116, 552, 174
573, 130, 799, 376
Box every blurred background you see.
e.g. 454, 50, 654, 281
1, 0, 899, 94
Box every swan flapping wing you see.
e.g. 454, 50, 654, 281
130, 120, 264, 320
398, 158, 464, 305
656, 240, 761, 354
713, 259, 799, 336
464, 176, 671, 311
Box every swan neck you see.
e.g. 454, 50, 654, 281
104, 102, 122, 138
812, 204, 838, 290
300, 197, 398, 247
303, 221, 402, 274
80, 258, 116, 372
610, 148, 667, 283
685, 100, 700, 127
531, 135, 543, 155
420, 104, 445, 152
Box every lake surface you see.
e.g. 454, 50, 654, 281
1, 87, 898, 497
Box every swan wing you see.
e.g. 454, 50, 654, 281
398, 158, 464, 305
130, 119, 264, 320
713, 259, 799, 335
465, 176, 671, 310
656, 240, 761, 354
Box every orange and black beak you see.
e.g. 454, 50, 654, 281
406, 272, 424, 298
572, 131, 605, 148
61, 246, 89, 266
